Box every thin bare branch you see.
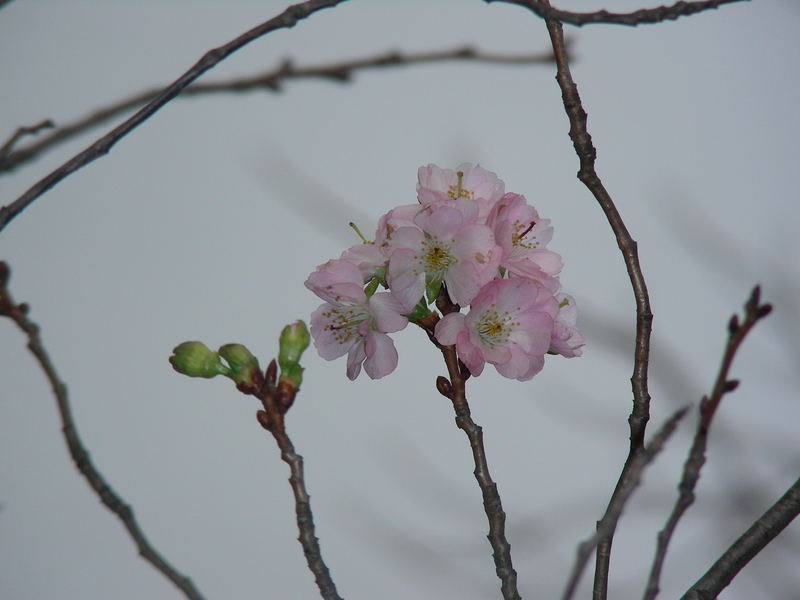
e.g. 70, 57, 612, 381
643, 286, 773, 600
0, 119, 54, 159
254, 360, 344, 600
0, 261, 207, 600
486, 0, 748, 27
682, 476, 800, 600
527, 2, 654, 597
0, 46, 558, 175
560, 407, 689, 600
0, 0, 350, 233
419, 295, 521, 600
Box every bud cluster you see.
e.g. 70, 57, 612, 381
305, 164, 584, 381
169, 321, 311, 391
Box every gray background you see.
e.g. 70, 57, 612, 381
1, 1, 798, 598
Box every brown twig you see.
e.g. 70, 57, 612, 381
0, 0, 350, 233
0, 46, 558, 175
421, 296, 521, 600
643, 286, 773, 600
559, 406, 689, 600
252, 360, 344, 600
0, 119, 54, 160
0, 261, 207, 600
530, 3, 654, 598
485, 0, 748, 27
681, 476, 800, 600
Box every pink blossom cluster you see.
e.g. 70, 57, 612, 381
305, 164, 584, 381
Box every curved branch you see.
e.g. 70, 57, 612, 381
0, 0, 350, 233
681, 476, 800, 600
0, 46, 558, 175
532, 4, 654, 598
643, 287, 773, 600
0, 261, 207, 600
486, 0, 748, 27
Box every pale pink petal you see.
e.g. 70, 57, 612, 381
506, 259, 561, 291
386, 248, 426, 312
375, 204, 422, 248
550, 293, 585, 357
414, 204, 465, 239
346, 342, 366, 380
388, 226, 425, 252
444, 262, 483, 307
496, 347, 544, 381
434, 312, 466, 345
310, 303, 355, 360
368, 292, 408, 333
363, 331, 399, 379
341, 243, 387, 280
510, 312, 554, 355
305, 258, 366, 304
456, 331, 486, 377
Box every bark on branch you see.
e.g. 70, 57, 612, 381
0, 0, 351, 233
486, 0, 747, 27
0, 46, 558, 175
533, 2, 654, 598
643, 287, 773, 600
0, 261, 207, 600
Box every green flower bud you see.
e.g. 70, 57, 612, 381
218, 343, 261, 388
278, 320, 310, 387
169, 341, 228, 378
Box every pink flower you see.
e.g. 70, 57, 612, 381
434, 278, 559, 381
385, 201, 502, 311
417, 163, 505, 222
340, 243, 387, 282
375, 203, 422, 249
305, 258, 366, 305
549, 293, 584, 358
487, 193, 562, 289
305, 259, 407, 380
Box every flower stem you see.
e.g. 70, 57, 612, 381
439, 343, 522, 600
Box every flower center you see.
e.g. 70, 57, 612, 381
474, 304, 519, 348
511, 220, 539, 250
321, 305, 370, 346
447, 171, 473, 200
420, 236, 457, 280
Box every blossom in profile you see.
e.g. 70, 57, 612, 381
385, 201, 502, 311
374, 203, 422, 249
340, 242, 387, 282
549, 293, 585, 358
306, 258, 407, 380
434, 278, 559, 381
487, 192, 562, 290
417, 163, 505, 221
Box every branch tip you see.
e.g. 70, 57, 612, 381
723, 379, 739, 393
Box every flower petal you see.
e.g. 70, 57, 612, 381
363, 331, 399, 379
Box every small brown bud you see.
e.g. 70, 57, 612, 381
747, 285, 761, 311
723, 380, 740, 393
436, 376, 452, 398
266, 359, 278, 386
728, 315, 739, 335
256, 410, 271, 430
